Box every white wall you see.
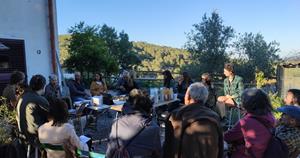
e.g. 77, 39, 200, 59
0, 0, 58, 82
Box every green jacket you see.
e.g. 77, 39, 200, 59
224, 75, 244, 105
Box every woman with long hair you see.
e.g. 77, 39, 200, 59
90, 73, 107, 96
224, 88, 275, 158
162, 70, 175, 89
38, 98, 88, 158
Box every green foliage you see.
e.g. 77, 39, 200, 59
185, 11, 234, 75
269, 92, 284, 119
254, 71, 282, 119
233, 33, 280, 82
59, 35, 70, 64
64, 22, 117, 75
0, 97, 17, 144
255, 71, 267, 88
133, 42, 191, 73
61, 22, 142, 75
99, 25, 141, 70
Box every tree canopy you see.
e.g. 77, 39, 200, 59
185, 11, 234, 77
62, 22, 142, 75
233, 33, 280, 81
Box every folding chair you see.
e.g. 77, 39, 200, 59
69, 102, 89, 135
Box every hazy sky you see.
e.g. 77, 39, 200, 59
57, 0, 300, 57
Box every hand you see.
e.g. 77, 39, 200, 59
226, 95, 232, 99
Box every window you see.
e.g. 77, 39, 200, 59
0, 55, 9, 69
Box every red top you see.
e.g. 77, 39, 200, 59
224, 112, 275, 158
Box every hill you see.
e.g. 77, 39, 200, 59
58, 35, 191, 73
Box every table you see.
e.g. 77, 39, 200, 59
87, 104, 110, 111
109, 99, 180, 116
110, 99, 179, 110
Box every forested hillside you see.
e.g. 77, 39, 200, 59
59, 35, 191, 73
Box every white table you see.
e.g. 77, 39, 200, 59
153, 99, 180, 108
87, 104, 110, 111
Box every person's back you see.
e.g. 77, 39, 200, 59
38, 121, 88, 158
106, 89, 161, 158
170, 103, 222, 158
17, 75, 49, 144
107, 114, 161, 157
225, 113, 275, 158
224, 88, 275, 158
170, 82, 223, 158
38, 98, 88, 158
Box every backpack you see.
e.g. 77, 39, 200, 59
109, 118, 149, 158
249, 117, 289, 158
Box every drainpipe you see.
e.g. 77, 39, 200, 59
48, 0, 57, 74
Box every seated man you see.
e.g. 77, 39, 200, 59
16, 74, 50, 146
284, 89, 300, 106
68, 72, 90, 102
169, 82, 223, 158
276, 105, 300, 158
45, 74, 61, 100
116, 71, 138, 95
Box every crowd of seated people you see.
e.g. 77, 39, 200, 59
2, 66, 300, 158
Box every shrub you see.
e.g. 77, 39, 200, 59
269, 92, 283, 119
0, 97, 17, 144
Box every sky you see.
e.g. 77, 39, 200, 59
56, 0, 300, 57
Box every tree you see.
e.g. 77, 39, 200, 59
233, 33, 280, 81
64, 22, 119, 76
185, 11, 234, 76
98, 25, 141, 70
118, 31, 141, 69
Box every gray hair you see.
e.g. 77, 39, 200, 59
49, 74, 58, 81
74, 71, 81, 76
122, 70, 130, 77
188, 82, 208, 103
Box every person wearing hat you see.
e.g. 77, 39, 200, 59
276, 105, 300, 158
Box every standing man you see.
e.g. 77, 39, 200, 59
17, 74, 49, 146
169, 82, 223, 158
217, 63, 244, 119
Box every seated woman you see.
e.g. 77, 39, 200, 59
217, 63, 244, 119
177, 72, 193, 102
90, 73, 107, 96
162, 70, 176, 89
224, 88, 275, 158
38, 98, 88, 158
106, 89, 161, 158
